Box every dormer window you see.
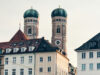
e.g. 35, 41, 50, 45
6, 48, 11, 53
21, 47, 27, 52
29, 46, 35, 51
13, 48, 19, 53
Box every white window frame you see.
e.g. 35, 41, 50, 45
28, 68, 32, 75
21, 47, 27, 52
5, 69, 8, 75
29, 56, 32, 63
5, 58, 8, 65
12, 69, 16, 75
89, 63, 93, 70
21, 57, 24, 64
29, 46, 35, 51
13, 48, 19, 53
13, 57, 16, 64
20, 69, 24, 75
82, 64, 86, 71
6, 48, 11, 53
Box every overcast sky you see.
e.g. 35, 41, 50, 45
0, 0, 100, 66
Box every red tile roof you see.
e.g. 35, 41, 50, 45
0, 30, 29, 49
10, 29, 28, 42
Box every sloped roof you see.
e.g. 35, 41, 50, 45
76, 33, 100, 51
10, 29, 28, 42
0, 30, 59, 54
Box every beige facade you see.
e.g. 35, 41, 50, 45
57, 51, 69, 75
52, 16, 67, 54
35, 51, 69, 75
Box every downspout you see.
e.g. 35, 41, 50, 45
56, 51, 57, 75
34, 53, 36, 75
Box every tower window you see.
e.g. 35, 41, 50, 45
56, 26, 60, 33
28, 27, 32, 35
56, 19, 59, 21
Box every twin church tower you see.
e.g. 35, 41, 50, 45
23, 7, 67, 55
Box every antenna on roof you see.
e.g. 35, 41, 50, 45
59, 5, 61, 8
19, 22, 21, 30
31, 6, 33, 9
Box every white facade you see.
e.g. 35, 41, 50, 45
4, 51, 69, 75
77, 49, 100, 75
4, 53, 35, 75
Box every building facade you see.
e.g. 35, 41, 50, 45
0, 7, 70, 75
76, 33, 100, 75
0, 29, 69, 75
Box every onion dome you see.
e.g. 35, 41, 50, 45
51, 8, 67, 18
24, 8, 39, 18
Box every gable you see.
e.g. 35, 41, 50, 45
76, 33, 100, 51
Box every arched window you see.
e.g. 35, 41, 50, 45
56, 26, 60, 33
28, 27, 32, 35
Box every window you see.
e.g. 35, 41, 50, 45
28, 68, 32, 75
12, 69, 16, 75
28, 27, 32, 35
40, 57, 43, 62
5, 58, 8, 65
82, 53, 86, 59
39, 67, 43, 72
5, 69, 8, 75
58, 19, 61, 21
89, 52, 93, 58
89, 63, 93, 70
97, 52, 100, 58
29, 56, 32, 63
6, 48, 11, 53
82, 64, 86, 71
48, 67, 51, 72
21, 47, 27, 52
20, 69, 24, 75
0, 59, 2, 65
21, 57, 24, 64
97, 63, 100, 70
13, 48, 19, 53
56, 19, 59, 21
56, 26, 60, 33
48, 56, 51, 62
13, 57, 16, 64
29, 46, 35, 51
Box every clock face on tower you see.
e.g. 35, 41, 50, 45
55, 40, 61, 45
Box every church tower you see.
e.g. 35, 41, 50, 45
23, 8, 39, 39
51, 7, 67, 55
